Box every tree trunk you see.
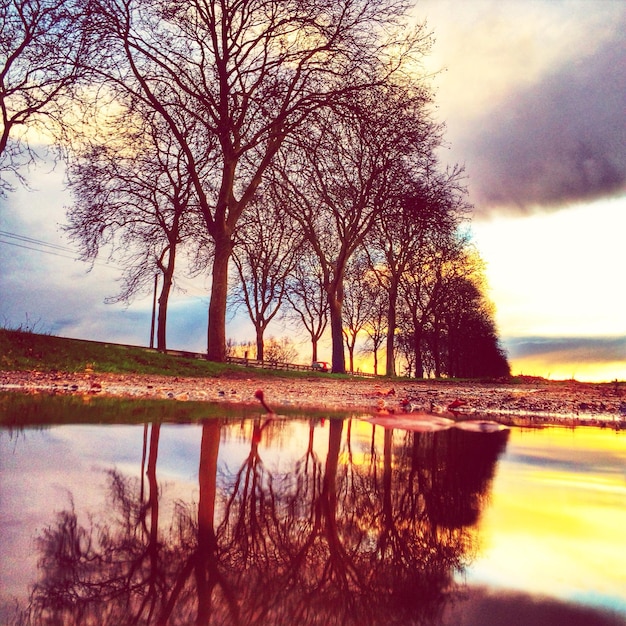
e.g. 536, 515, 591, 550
146, 424, 160, 576
414, 328, 424, 379
207, 235, 233, 361
385, 282, 398, 376
157, 270, 173, 352
195, 420, 221, 624
322, 419, 344, 537
328, 286, 346, 374
433, 336, 441, 378
256, 327, 264, 362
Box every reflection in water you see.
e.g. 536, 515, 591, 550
4, 411, 624, 625
465, 426, 626, 619
6, 416, 510, 625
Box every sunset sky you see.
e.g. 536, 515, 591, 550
1, 0, 625, 381
417, 0, 626, 381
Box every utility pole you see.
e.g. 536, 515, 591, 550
149, 273, 158, 348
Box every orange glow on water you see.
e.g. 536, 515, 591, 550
469, 427, 626, 610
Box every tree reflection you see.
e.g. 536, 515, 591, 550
21, 417, 508, 625
26, 422, 207, 625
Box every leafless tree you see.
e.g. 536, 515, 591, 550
64, 112, 204, 351
231, 190, 302, 361
273, 81, 434, 373
263, 336, 298, 365
398, 228, 481, 378
356, 263, 389, 376
0, 0, 92, 192
366, 165, 468, 375
81, 0, 425, 362
342, 253, 380, 374
284, 245, 329, 364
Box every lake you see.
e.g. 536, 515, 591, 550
1, 392, 625, 625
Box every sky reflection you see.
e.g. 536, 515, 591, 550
465, 427, 626, 615
1, 406, 625, 625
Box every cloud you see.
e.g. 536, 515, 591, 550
1, 172, 215, 351
503, 336, 626, 381
442, 586, 626, 626
460, 18, 626, 213
506, 336, 626, 364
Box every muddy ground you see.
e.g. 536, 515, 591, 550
2, 370, 625, 429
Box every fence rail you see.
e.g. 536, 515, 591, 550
224, 355, 378, 377
147, 347, 377, 377
225, 356, 315, 372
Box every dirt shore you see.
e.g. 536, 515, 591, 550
2, 369, 625, 428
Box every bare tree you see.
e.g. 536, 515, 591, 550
231, 190, 301, 361
65, 113, 203, 351
0, 0, 91, 192
263, 336, 298, 365
81, 0, 424, 362
398, 228, 476, 378
274, 81, 434, 373
284, 245, 329, 364
342, 253, 379, 374
366, 165, 468, 375
357, 266, 388, 376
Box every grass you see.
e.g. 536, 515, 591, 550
0, 329, 535, 385
0, 388, 353, 426
0, 328, 337, 380
0, 329, 359, 425
0, 328, 230, 376
0, 390, 232, 425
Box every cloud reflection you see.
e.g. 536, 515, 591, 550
441, 586, 626, 626
467, 427, 626, 615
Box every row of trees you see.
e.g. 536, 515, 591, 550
1, 0, 509, 377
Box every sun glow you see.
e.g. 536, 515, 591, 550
510, 357, 626, 383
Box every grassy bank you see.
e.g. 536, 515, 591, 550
0, 329, 551, 386
0, 329, 253, 378
0, 329, 355, 381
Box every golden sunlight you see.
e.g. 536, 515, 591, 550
470, 427, 626, 605
511, 356, 626, 383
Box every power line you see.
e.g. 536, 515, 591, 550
0, 238, 80, 261
0, 228, 212, 299
0, 229, 77, 254
0, 229, 118, 270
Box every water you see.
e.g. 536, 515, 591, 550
1, 393, 625, 625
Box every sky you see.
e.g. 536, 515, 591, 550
1, 0, 625, 381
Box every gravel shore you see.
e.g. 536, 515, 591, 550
2, 369, 625, 428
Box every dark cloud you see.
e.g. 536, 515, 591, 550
505, 336, 626, 364
461, 20, 626, 214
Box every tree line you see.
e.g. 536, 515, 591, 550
1, 0, 509, 377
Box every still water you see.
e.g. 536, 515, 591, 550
1, 394, 625, 625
